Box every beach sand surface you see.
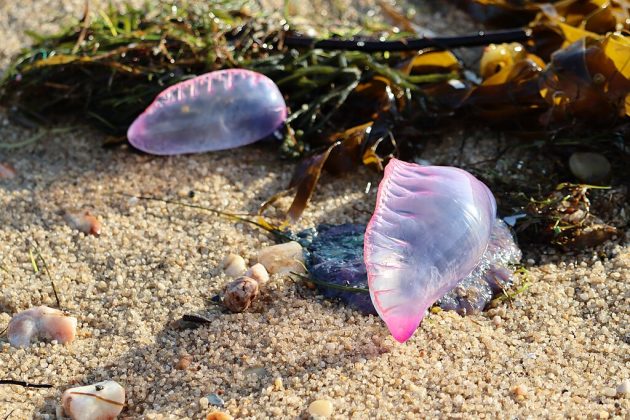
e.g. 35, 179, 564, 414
1, 1, 628, 418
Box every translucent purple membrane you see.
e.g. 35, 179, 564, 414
128, 69, 287, 155
364, 159, 499, 343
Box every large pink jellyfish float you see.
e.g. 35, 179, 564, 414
364, 158, 508, 343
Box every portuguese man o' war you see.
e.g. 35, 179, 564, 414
303, 220, 520, 334
127, 69, 287, 155
364, 158, 519, 342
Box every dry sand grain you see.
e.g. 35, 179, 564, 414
1, 1, 629, 419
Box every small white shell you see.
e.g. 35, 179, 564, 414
221, 254, 247, 277
245, 263, 270, 285
62, 380, 125, 420
8, 306, 77, 348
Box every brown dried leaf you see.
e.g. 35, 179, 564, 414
539, 34, 630, 128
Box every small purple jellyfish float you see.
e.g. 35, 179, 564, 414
127, 69, 287, 155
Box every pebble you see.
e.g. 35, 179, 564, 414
223, 277, 259, 312
512, 384, 528, 399
206, 412, 234, 420
207, 393, 225, 407
175, 355, 192, 370
61, 380, 125, 420
0, 162, 16, 179
274, 377, 284, 391
63, 210, 102, 236
245, 263, 270, 285
569, 152, 611, 184
257, 241, 306, 274
492, 315, 502, 326
616, 379, 630, 396
308, 399, 334, 418
221, 254, 246, 277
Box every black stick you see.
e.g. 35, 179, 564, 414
181, 314, 213, 324
0, 380, 53, 389
285, 28, 531, 52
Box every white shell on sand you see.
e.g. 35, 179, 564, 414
221, 253, 247, 277
62, 380, 125, 420
245, 263, 270, 285
8, 306, 77, 348
257, 241, 305, 274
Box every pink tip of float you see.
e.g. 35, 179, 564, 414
383, 313, 424, 343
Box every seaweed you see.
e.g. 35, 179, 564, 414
0, 0, 628, 237
516, 183, 619, 249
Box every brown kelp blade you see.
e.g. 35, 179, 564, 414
453, 0, 630, 33
260, 116, 397, 222
539, 34, 630, 128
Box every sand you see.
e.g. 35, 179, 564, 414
1, 1, 629, 419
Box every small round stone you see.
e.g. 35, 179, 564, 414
257, 241, 305, 274
221, 254, 247, 277
308, 399, 333, 418
616, 379, 630, 396
569, 152, 611, 184
175, 355, 192, 370
245, 263, 270, 285
512, 384, 528, 398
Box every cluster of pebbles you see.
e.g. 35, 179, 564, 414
3, 241, 308, 420
221, 242, 305, 313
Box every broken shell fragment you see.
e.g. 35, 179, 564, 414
64, 210, 102, 236
245, 263, 270, 285
0, 163, 17, 179
221, 253, 247, 277
127, 69, 287, 155
207, 413, 234, 420
8, 306, 77, 348
223, 276, 259, 313
62, 380, 125, 420
257, 241, 306, 275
